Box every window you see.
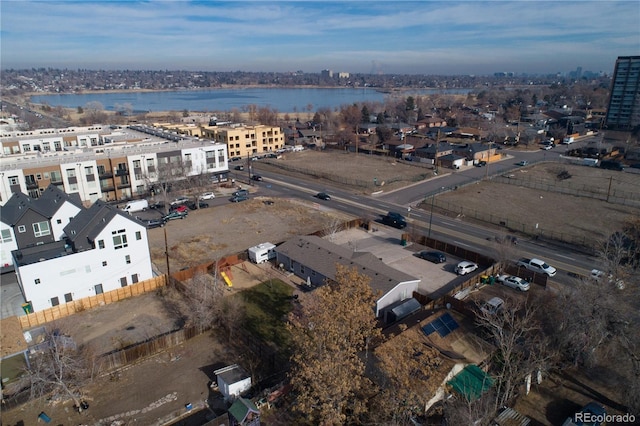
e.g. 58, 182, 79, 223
35, 278, 41, 285
120, 277, 128, 287
102, 261, 107, 267
9, 176, 19, 185
18, 225, 26, 233
1, 229, 12, 243
33, 221, 51, 237
66, 168, 76, 178
135, 231, 141, 240
125, 255, 131, 264
112, 229, 128, 249
133, 160, 141, 168
300, 265, 305, 274
98, 239, 105, 249
131, 274, 139, 284
64, 293, 73, 303
57, 219, 62, 224
85, 166, 93, 175
51, 297, 59, 306
95, 284, 104, 294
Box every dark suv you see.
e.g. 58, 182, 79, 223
418, 251, 447, 264
382, 212, 407, 229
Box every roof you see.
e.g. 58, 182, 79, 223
446, 364, 494, 401
0, 192, 48, 226
276, 235, 419, 295
494, 407, 531, 426
214, 364, 250, 385
0, 316, 28, 359
36, 184, 84, 216
228, 397, 259, 423
63, 200, 140, 251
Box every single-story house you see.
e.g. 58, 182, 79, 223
436, 154, 467, 169
415, 117, 447, 129
275, 235, 421, 317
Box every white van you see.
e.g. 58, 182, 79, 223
122, 199, 149, 214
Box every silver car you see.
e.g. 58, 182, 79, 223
497, 275, 530, 291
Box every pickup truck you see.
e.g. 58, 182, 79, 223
517, 258, 557, 277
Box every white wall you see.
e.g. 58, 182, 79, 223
0, 222, 18, 268
50, 201, 82, 239
375, 280, 421, 317
19, 215, 153, 312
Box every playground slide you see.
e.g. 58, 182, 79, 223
220, 271, 233, 287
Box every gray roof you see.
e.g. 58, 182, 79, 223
63, 200, 140, 251
0, 192, 48, 226
276, 235, 419, 294
34, 185, 83, 217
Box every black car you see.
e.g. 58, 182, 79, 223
316, 192, 331, 200
234, 165, 244, 171
187, 200, 209, 210
418, 251, 447, 264
381, 212, 407, 229
251, 175, 263, 181
149, 201, 165, 210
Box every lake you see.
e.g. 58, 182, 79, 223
30, 87, 471, 113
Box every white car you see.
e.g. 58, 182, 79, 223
199, 192, 215, 200
455, 261, 479, 276
497, 275, 530, 291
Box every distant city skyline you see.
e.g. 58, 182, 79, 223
2, 1, 638, 75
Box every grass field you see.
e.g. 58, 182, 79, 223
240, 279, 294, 348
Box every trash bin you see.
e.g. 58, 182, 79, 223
401, 238, 407, 246
480, 275, 489, 284
38, 412, 52, 423
488, 275, 495, 285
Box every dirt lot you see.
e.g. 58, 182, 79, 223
429, 163, 640, 246
148, 195, 352, 273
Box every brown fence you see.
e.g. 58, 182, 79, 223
18, 275, 167, 329
98, 325, 203, 373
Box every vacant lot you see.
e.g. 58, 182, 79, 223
255, 148, 433, 192
428, 163, 640, 247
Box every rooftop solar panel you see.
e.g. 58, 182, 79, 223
421, 313, 460, 338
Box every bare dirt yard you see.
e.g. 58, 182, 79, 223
426, 163, 640, 246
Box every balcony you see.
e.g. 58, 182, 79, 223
115, 169, 129, 176
99, 171, 113, 178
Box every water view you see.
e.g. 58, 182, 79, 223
31, 87, 471, 113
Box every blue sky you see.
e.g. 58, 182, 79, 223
1, 1, 638, 75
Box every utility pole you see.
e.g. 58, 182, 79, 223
606, 176, 613, 202
164, 227, 171, 280
434, 129, 440, 174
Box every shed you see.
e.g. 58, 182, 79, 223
228, 397, 260, 426
493, 407, 531, 426
214, 364, 252, 400
446, 364, 494, 401
383, 297, 421, 324
247, 242, 276, 264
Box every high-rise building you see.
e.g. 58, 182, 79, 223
606, 56, 640, 130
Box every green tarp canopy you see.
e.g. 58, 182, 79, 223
446, 364, 494, 401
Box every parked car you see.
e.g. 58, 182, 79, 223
170, 196, 189, 206
199, 192, 215, 200
143, 218, 166, 229
496, 275, 530, 291
315, 192, 331, 200
455, 261, 479, 275
252, 175, 263, 181
230, 195, 249, 203
170, 204, 188, 213
149, 201, 165, 210
163, 210, 188, 221
480, 297, 504, 315
418, 251, 447, 264
475, 160, 487, 167
234, 165, 244, 170
515, 160, 529, 166
187, 200, 209, 210
541, 144, 553, 150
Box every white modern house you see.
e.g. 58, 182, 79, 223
5, 186, 153, 312
0, 186, 83, 271
214, 364, 252, 401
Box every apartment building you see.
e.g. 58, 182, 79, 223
201, 124, 285, 159
0, 125, 229, 204
606, 55, 640, 130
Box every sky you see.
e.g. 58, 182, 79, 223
1, 1, 639, 75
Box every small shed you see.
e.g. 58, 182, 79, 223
214, 364, 252, 400
248, 243, 276, 264
228, 397, 260, 426
383, 297, 421, 324
446, 364, 494, 401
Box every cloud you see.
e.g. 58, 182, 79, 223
2, 1, 638, 73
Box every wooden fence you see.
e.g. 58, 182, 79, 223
18, 275, 167, 329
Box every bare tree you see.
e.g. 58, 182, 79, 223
20, 323, 98, 409
476, 296, 555, 411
